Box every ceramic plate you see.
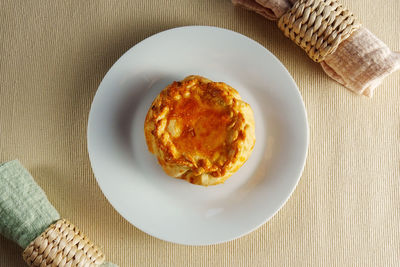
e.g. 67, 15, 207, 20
87, 26, 308, 245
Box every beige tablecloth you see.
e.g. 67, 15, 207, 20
1, 0, 399, 266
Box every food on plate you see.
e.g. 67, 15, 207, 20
144, 75, 255, 186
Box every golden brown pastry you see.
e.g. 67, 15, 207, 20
144, 75, 255, 186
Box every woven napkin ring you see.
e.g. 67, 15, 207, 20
277, 0, 361, 62
22, 219, 105, 267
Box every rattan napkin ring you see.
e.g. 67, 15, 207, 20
22, 219, 105, 267
278, 0, 361, 62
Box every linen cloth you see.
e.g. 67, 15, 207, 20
0, 0, 399, 266
0, 160, 60, 249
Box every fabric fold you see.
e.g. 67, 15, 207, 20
232, 0, 292, 20
321, 28, 400, 96
0, 160, 60, 249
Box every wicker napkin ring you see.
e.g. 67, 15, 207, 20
278, 0, 361, 62
22, 219, 105, 267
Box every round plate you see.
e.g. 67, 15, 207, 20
88, 26, 308, 245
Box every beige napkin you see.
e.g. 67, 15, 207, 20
232, 0, 400, 96
232, 0, 294, 20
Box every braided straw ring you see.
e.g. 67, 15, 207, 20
278, 0, 361, 62
23, 219, 105, 267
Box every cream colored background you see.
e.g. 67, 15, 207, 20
0, 0, 399, 266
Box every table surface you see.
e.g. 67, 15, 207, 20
1, 0, 399, 266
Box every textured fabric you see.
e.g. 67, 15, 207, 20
101, 263, 119, 267
232, 0, 292, 20
0, 0, 399, 266
232, 0, 400, 96
322, 27, 400, 97
0, 160, 60, 249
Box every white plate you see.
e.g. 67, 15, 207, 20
88, 26, 308, 245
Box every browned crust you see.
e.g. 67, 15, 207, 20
144, 75, 255, 186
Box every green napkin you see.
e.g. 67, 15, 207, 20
0, 160, 118, 267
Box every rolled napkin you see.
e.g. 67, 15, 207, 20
232, 0, 400, 97
0, 160, 118, 267
232, 0, 294, 20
